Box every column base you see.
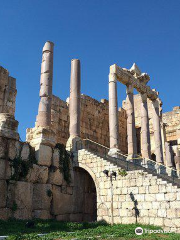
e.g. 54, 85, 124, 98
26, 126, 56, 148
66, 136, 82, 152
108, 148, 120, 158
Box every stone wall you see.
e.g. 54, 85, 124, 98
0, 135, 97, 221
28, 94, 128, 154
77, 149, 180, 233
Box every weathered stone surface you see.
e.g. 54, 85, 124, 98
0, 180, 7, 208
33, 184, 52, 210
0, 136, 7, 158
52, 148, 59, 168
56, 214, 70, 221
33, 210, 52, 219
7, 181, 33, 211
52, 185, 73, 215
26, 164, 48, 183
8, 140, 21, 160
0, 159, 11, 180
0, 208, 12, 220
21, 143, 30, 160
13, 209, 32, 220
35, 144, 52, 166
48, 169, 63, 186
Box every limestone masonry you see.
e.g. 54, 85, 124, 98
1, 41, 180, 233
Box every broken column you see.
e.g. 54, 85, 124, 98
126, 85, 137, 159
66, 59, 81, 151
165, 142, 173, 168
151, 100, 164, 164
140, 93, 151, 159
26, 42, 56, 167
36, 41, 54, 127
108, 73, 119, 155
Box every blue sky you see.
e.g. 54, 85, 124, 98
0, 0, 180, 140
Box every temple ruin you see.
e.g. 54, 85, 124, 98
1, 41, 180, 232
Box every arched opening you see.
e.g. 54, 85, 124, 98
73, 167, 97, 222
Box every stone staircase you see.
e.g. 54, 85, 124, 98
82, 139, 180, 188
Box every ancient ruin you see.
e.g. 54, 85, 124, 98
1, 41, 180, 232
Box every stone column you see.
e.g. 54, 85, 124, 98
152, 100, 164, 163
140, 93, 151, 159
37, 41, 54, 127
109, 73, 119, 151
126, 85, 137, 158
174, 146, 180, 173
66, 59, 81, 151
165, 142, 173, 168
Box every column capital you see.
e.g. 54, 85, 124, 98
126, 84, 133, 94
109, 73, 117, 83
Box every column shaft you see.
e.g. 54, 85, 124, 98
126, 85, 137, 157
37, 41, 54, 127
165, 142, 173, 168
140, 93, 151, 159
69, 59, 81, 137
109, 73, 119, 149
152, 100, 164, 163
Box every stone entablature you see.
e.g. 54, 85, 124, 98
110, 64, 158, 100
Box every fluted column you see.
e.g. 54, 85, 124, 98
37, 41, 54, 127
69, 59, 81, 137
126, 85, 137, 158
152, 100, 164, 163
109, 73, 119, 150
140, 93, 151, 159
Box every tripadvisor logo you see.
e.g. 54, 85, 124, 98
135, 227, 143, 235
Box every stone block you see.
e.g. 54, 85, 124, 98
26, 164, 48, 183
52, 148, 59, 168
165, 193, 177, 201
33, 183, 52, 210
7, 181, 33, 211
70, 213, 83, 222
0, 137, 7, 158
170, 201, 180, 209
149, 185, 159, 194
56, 214, 70, 221
13, 209, 32, 220
156, 193, 165, 201
33, 210, 52, 219
48, 169, 63, 185
0, 159, 11, 180
52, 185, 73, 215
0, 208, 12, 220
21, 143, 30, 160
157, 209, 166, 218
35, 144, 52, 166
0, 180, 7, 208
8, 140, 21, 160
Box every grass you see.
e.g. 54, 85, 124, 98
0, 219, 180, 240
